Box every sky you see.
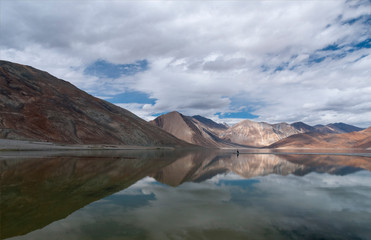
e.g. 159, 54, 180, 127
1, 0, 370, 127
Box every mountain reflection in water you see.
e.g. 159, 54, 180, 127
1, 150, 371, 240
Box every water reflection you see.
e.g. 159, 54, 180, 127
151, 151, 368, 186
1, 150, 371, 239
0, 150, 186, 239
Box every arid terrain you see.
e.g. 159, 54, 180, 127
0, 61, 190, 147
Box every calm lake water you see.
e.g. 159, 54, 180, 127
1, 150, 371, 240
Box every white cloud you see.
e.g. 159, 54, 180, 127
1, 0, 370, 127
115, 103, 156, 121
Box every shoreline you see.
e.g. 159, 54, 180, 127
0, 139, 177, 152
1, 139, 370, 155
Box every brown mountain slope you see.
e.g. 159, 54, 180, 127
268, 127, 371, 149
219, 119, 303, 147
0, 60, 190, 147
149, 111, 236, 148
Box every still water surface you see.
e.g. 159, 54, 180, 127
1, 150, 371, 240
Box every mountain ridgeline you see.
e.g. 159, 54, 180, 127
268, 127, 371, 149
151, 113, 368, 148
0, 60, 368, 149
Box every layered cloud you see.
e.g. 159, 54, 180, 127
1, 0, 370, 126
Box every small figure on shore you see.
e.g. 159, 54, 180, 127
236, 149, 239, 157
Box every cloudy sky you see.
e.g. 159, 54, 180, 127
1, 0, 370, 127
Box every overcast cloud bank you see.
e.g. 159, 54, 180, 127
1, 0, 370, 126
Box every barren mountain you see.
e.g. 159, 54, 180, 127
291, 122, 316, 132
314, 122, 364, 134
219, 120, 303, 147
149, 111, 235, 148
149, 110, 366, 148
268, 127, 371, 149
0, 60, 190, 147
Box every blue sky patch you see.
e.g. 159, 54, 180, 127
342, 14, 371, 25
216, 110, 258, 119
217, 178, 260, 189
84, 59, 148, 79
352, 38, 371, 50
108, 91, 155, 104
216, 96, 260, 119
321, 43, 341, 51
296, 37, 370, 68
274, 62, 289, 72
152, 112, 169, 117
307, 54, 326, 65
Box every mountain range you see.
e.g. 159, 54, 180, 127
151, 111, 369, 148
269, 127, 371, 149
0, 60, 369, 149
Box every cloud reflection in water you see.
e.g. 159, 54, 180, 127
10, 170, 371, 240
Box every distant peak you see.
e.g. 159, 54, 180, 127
164, 111, 183, 117
238, 119, 257, 124
167, 111, 179, 114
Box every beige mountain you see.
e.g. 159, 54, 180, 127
219, 119, 303, 147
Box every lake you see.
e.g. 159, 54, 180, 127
1, 149, 371, 240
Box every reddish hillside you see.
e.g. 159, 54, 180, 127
0, 60, 190, 147
268, 127, 371, 149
